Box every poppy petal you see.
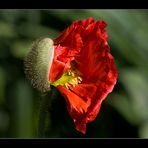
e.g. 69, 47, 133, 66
50, 18, 118, 134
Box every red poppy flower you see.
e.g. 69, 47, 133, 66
49, 17, 118, 134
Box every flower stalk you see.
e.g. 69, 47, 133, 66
37, 88, 55, 138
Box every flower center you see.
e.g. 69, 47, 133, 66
51, 68, 82, 89
64, 69, 82, 89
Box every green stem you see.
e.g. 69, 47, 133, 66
37, 89, 54, 138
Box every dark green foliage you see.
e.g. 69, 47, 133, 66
0, 10, 148, 138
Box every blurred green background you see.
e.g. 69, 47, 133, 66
0, 9, 148, 138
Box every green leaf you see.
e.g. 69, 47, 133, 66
11, 79, 34, 138
139, 121, 148, 138
120, 68, 148, 123
0, 67, 6, 105
107, 93, 140, 125
11, 40, 32, 59
0, 21, 17, 38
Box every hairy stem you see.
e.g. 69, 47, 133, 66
37, 89, 54, 138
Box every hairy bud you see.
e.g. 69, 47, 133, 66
24, 38, 54, 92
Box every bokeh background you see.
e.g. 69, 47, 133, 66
0, 9, 148, 138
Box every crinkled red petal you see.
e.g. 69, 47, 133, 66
57, 84, 97, 134
49, 45, 80, 82
54, 17, 95, 45
50, 18, 118, 134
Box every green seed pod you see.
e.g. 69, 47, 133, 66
24, 38, 54, 92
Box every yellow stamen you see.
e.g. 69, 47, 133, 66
63, 69, 82, 89
51, 68, 82, 89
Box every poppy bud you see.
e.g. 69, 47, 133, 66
24, 38, 54, 92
